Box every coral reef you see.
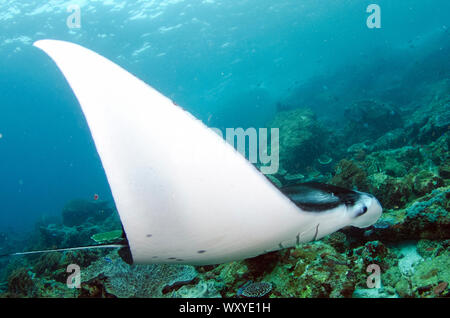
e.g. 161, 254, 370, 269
342, 99, 403, 145
331, 159, 368, 191
62, 199, 114, 227
0, 75, 449, 299
37, 199, 122, 250
6, 267, 34, 297
268, 108, 329, 174
33, 253, 62, 276
360, 186, 450, 242
79, 274, 117, 298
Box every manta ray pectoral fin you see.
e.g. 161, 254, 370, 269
33, 40, 305, 265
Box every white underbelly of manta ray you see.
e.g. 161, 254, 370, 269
33, 40, 383, 265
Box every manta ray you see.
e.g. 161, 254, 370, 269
2, 40, 382, 265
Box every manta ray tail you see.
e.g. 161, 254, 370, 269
0, 244, 126, 258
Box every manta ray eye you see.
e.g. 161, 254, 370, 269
356, 205, 368, 217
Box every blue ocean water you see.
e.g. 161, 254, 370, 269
0, 0, 448, 232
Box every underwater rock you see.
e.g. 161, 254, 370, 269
342, 99, 403, 145
406, 93, 450, 144
431, 132, 449, 165
39, 223, 100, 248
38, 224, 66, 247
173, 280, 221, 298
0, 232, 9, 246
6, 248, 199, 298
354, 240, 396, 272
371, 128, 408, 152
397, 243, 424, 277
352, 287, 398, 298
244, 252, 282, 278
61, 250, 106, 273
395, 278, 413, 298
411, 249, 450, 297
364, 146, 423, 177
323, 231, 349, 254
331, 159, 368, 191
370, 175, 414, 209
268, 108, 328, 174
360, 140, 444, 209
265, 242, 356, 298
33, 252, 62, 276
346, 141, 370, 155
412, 170, 444, 196
382, 266, 402, 291
367, 169, 443, 210
162, 274, 198, 295
416, 239, 449, 259
38, 209, 122, 249
79, 274, 116, 298
438, 163, 450, 179
362, 186, 450, 242
6, 267, 35, 297
62, 199, 114, 227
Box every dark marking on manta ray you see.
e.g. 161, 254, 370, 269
168, 257, 177, 260
197, 250, 206, 254
176, 259, 184, 262
281, 182, 360, 212
146, 234, 152, 238
152, 256, 158, 259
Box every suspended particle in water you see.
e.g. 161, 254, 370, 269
0, 133, 3, 139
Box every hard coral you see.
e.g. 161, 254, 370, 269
268, 108, 328, 174
7, 267, 34, 297
239, 281, 272, 298
363, 186, 450, 242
